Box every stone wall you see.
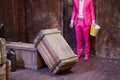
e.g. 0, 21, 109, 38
95, 0, 120, 58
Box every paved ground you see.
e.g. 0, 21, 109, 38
11, 56, 120, 80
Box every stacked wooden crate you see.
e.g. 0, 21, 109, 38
0, 60, 11, 80
0, 38, 11, 80
6, 42, 43, 70
0, 63, 6, 80
34, 28, 78, 74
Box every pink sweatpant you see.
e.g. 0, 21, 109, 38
75, 18, 90, 57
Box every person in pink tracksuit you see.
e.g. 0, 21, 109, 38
70, 0, 96, 60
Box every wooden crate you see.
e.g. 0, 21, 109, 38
34, 28, 78, 74
0, 38, 7, 65
0, 63, 6, 80
6, 42, 43, 70
6, 59, 11, 80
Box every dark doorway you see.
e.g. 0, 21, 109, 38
63, 0, 76, 53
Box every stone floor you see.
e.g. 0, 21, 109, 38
11, 56, 120, 80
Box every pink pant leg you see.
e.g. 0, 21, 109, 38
75, 19, 83, 57
75, 18, 90, 58
82, 25, 90, 56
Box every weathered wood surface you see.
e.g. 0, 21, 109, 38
0, 38, 7, 65
53, 57, 77, 74
0, 59, 11, 80
6, 60, 11, 80
0, 63, 6, 80
35, 28, 77, 74
34, 28, 61, 47
6, 42, 43, 70
6, 42, 36, 51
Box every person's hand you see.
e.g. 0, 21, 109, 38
0, 23, 4, 29
70, 22, 74, 28
91, 20, 96, 26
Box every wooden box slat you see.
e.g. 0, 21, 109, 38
6, 42, 43, 70
6, 60, 11, 80
37, 41, 54, 69
6, 42, 36, 51
0, 63, 6, 80
44, 34, 76, 60
0, 38, 7, 65
52, 57, 77, 74
35, 28, 78, 74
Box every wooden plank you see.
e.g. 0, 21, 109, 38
53, 65, 72, 74
37, 41, 56, 70
52, 57, 78, 74
6, 59, 11, 80
37, 40, 61, 72
0, 38, 7, 65
43, 36, 59, 62
6, 42, 36, 51
0, 63, 6, 80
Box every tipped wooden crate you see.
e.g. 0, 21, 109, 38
0, 38, 7, 65
6, 42, 43, 70
34, 28, 78, 74
0, 63, 6, 80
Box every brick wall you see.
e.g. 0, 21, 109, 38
25, 0, 62, 43
0, 0, 63, 43
0, 0, 25, 42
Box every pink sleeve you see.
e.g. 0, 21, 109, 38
90, 0, 96, 21
71, 1, 76, 22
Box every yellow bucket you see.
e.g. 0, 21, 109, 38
90, 24, 100, 36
